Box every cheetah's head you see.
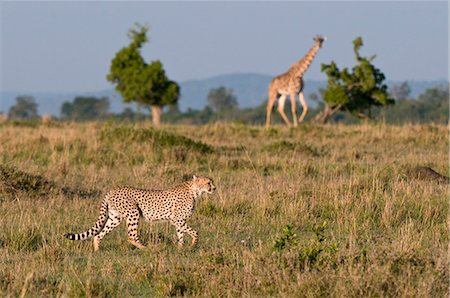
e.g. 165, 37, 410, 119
192, 175, 216, 194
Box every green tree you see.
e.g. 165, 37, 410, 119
207, 86, 238, 113
383, 85, 448, 124
316, 37, 394, 123
60, 96, 110, 121
390, 81, 411, 100
106, 24, 179, 126
8, 95, 38, 120
416, 85, 449, 123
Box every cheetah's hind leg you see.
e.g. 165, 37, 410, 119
92, 210, 123, 251
126, 210, 146, 250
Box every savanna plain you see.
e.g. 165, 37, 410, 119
0, 121, 448, 297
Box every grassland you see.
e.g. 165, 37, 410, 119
0, 121, 448, 297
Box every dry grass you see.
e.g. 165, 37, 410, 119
0, 121, 448, 297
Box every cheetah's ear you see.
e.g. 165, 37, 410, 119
193, 175, 198, 180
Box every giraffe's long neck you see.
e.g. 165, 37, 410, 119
291, 43, 322, 79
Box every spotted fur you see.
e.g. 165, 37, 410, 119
64, 175, 216, 251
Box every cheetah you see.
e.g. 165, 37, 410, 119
64, 175, 216, 251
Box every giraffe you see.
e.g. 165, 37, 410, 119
266, 35, 326, 127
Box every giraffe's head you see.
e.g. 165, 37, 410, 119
314, 35, 326, 47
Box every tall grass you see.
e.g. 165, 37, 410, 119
0, 122, 448, 296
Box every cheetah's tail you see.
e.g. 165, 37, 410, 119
64, 200, 108, 241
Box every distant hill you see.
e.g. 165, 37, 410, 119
0, 73, 447, 116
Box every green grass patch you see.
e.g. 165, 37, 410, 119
99, 125, 214, 154
0, 122, 447, 297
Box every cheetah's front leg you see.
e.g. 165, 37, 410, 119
185, 224, 198, 247
171, 219, 198, 248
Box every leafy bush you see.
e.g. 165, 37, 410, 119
273, 224, 299, 251
274, 222, 338, 270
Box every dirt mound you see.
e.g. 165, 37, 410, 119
0, 165, 100, 199
407, 166, 450, 184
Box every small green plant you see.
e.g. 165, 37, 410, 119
274, 222, 338, 269
297, 221, 338, 268
311, 221, 328, 243
273, 224, 300, 252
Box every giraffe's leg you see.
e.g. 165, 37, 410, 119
277, 94, 291, 126
298, 91, 308, 123
93, 211, 122, 252
266, 88, 278, 128
290, 93, 298, 127
126, 209, 145, 250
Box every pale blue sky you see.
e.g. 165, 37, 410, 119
1, 1, 448, 93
